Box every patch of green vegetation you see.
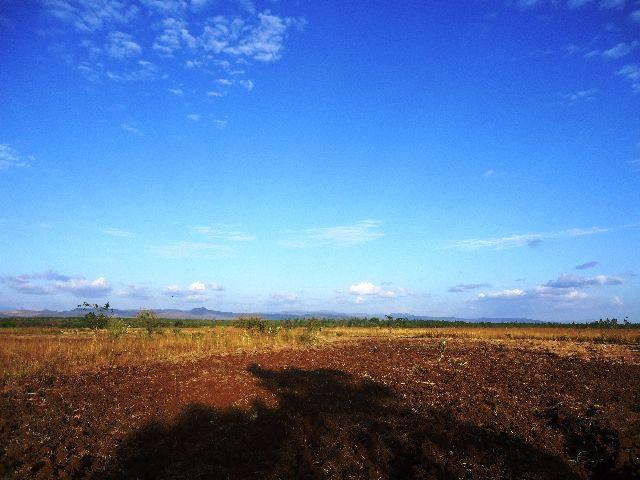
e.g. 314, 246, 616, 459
0, 314, 636, 330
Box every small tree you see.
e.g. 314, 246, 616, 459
137, 309, 161, 335
78, 302, 111, 330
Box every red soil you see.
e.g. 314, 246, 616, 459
1, 338, 639, 479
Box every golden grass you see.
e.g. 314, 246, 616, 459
0, 326, 323, 380
1, 325, 638, 381
325, 326, 640, 344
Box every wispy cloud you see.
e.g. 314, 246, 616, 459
561, 88, 597, 105
602, 41, 638, 59
476, 270, 624, 310
575, 261, 598, 270
163, 281, 223, 303
616, 64, 640, 93
545, 273, 623, 288
201, 13, 304, 63
268, 292, 300, 305
449, 226, 609, 251
153, 241, 233, 259
478, 288, 526, 300
106, 31, 142, 59
103, 227, 132, 237
121, 122, 143, 136
42, 0, 139, 32
448, 283, 491, 293
0, 144, 31, 171
152, 16, 196, 57
42, 0, 304, 90
186, 113, 201, 122
348, 281, 409, 304
193, 224, 254, 241
568, 0, 627, 9
115, 283, 152, 299
280, 220, 384, 248
2, 271, 111, 297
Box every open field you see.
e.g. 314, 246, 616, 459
1, 323, 639, 479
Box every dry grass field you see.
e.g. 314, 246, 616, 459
1, 323, 639, 479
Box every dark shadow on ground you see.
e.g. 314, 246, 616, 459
95, 365, 582, 480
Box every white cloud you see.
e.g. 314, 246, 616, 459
483, 169, 494, 178
566, 0, 625, 8
0, 144, 31, 170
545, 273, 623, 288
106, 31, 142, 59
449, 226, 609, 250
153, 241, 233, 259
186, 113, 201, 121
121, 122, 143, 136
598, 0, 626, 9
280, 220, 384, 248
213, 119, 227, 129
190, 0, 213, 11
115, 283, 152, 299
103, 227, 132, 237
201, 13, 304, 62
189, 281, 206, 292
193, 224, 254, 241
152, 17, 197, 57
43, 0, 139, 32
478, 286, 587, 303
106, 60, 160, 82
567, 0, 593, 8
602, 42, 638, 59
268, 292, 300, 304
141, 0, 187, 14
561, 88, 597, 105
631, 9, 640, 22
348, 281, 409, 304
617, 64, 640, 93
575, 261, 598, 270
239, 79, 254, 91
2, 271, 111, 298
476, 270, 625, 312
478, 289, 526, 299
449, 283, 491, 293
162, 280, 224, 302
167, 87, 184, 96
42, 1, 304, 92
56, 277, 110, 297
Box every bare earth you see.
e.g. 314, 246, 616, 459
1, 336, 639, 479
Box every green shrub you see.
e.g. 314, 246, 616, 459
107, 317, 128, 339
78, 302, 111, 330
137, 310, 161, 336
237, 316, 269, 334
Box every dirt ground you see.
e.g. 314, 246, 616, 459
1, 337, 639, 479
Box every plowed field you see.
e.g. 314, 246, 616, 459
1, 337, 639, 479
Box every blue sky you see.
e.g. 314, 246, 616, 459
1, 0, 639, 320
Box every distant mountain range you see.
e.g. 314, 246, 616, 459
0, 307, 541, 323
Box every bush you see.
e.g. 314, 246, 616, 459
107, 317, 128, 339
237, 316, 269, 334
79, 302, 111, 330
137, 310, 162, 336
